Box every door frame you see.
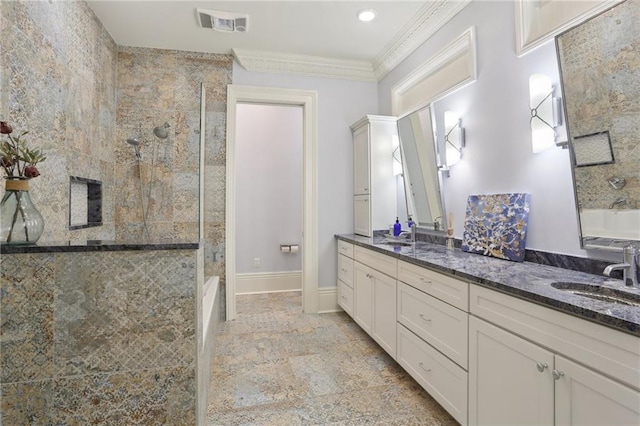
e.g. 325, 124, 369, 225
225, 85, 319, 320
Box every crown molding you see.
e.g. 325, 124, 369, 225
232, 0, 470, 83
373, 0, 471, 81
232, 49, 376, 82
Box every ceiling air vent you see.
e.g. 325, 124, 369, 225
197, 9, 249, 33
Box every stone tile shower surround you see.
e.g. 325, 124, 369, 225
0, 0, 118, 242
0, 248, 199, 424
115, 47, 231, 279
1, 0, 229, 280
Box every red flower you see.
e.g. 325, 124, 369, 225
0, 121, 13, 134
24, 165, 40, 178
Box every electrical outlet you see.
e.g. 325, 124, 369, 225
253, 257, 260, 268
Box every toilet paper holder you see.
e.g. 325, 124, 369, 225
280, 244, 299, 254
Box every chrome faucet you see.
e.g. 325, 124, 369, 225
609, 196, 628, 209
603, 245, 639, 287
398, 225, 417, 243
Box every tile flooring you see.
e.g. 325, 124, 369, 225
207, 291, 457, 425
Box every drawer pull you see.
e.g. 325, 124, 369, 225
419, 314, 432, 323
341, 296, 348, 301
418, 362, 432, 373
366, 273, 373, 279
419, 277, 433, 284
553, 370, 565, 380
341, 268, 347, 273
536, 362, 548, 373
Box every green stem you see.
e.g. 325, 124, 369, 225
16, 191, 30, 241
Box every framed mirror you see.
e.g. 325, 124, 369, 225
396, 105, 446, 232
557, 0, 640, 250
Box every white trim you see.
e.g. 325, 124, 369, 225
233, 49, 376, 82
373, 0, 471, 81
236, 271, 303, 295
226, 85, 319, 320
230, 1, 470, 82
391, 27, 477, 118
318, 286, 341, 314
515, 0, 622, 56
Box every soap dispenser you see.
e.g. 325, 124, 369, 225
393, 217, 402, 237
407, 216, 415, 228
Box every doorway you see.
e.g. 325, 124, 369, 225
225, 85, 318, 320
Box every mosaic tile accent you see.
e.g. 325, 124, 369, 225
462, 193, 531, 262
1, 250, 199, 423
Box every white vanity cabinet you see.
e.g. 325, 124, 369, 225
350, 115, 398, 237
396, 260, 470, 425
353, 246, 398, 358
336, 240, 354, 316
469, 285, 640, 426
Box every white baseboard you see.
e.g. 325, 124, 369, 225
236, 271, 302, 295
318, 286, 341, 313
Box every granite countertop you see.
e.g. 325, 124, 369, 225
0, 239, 201, 254
336, 234, 640, 337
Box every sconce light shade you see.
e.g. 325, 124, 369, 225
529, 74, 558, 153
444, 111, 464, 167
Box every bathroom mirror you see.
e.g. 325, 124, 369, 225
396, 105, 446, 232
557, 0, 640, 250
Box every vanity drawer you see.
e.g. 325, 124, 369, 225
338, 280, 354, 317
338, 254, 354, 288
397, 323, 468, 425
355, 245, 397, 278
337, 240, 354, 258
398, 282, 468, 369
398, 260, 468, 311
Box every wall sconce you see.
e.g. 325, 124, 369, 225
529, 74, 562, 153
444, 111, 465, 168
391, 134, 403, 176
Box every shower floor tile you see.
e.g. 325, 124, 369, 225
207, 292, 457, 426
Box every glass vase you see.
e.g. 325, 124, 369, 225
1, 177, 44, 244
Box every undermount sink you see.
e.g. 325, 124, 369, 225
380, 241, 413, 247
551, 282, 640, 307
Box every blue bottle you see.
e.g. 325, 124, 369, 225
407, 216, 415, 228
393, 217, 402, 236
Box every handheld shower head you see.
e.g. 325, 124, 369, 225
153, 122, 170, 140
126, 137, 140, 147
126, 137, 142, 159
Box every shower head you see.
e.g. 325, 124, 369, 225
126, 137, 141, 147
153, 122, 170, 140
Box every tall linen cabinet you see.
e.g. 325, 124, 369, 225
350, 115, 398, 236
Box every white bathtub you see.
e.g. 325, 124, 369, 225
202, 275, 219, 344
581, 209, 640, 240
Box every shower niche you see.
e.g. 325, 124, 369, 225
69, 176, 103, 230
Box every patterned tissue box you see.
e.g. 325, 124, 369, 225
461, 193, 531, 262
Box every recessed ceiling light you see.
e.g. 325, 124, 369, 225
357, 9, 376, 22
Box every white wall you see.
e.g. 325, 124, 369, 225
235, 103, 303, 274
379, 0, 612, 259
232, 62, 379, 287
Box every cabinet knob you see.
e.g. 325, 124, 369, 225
341, 296, 347, 301
418, 362, 432, 373
419, 277, 432, 284
552, 370, 565, 380
536, 362, 548, 373
341, 268, 347, 272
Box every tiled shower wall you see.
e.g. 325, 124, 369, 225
0, 0, 117, 241
0, 249, 199, 423
1, 0, 229, 280
115, 47, 231, 279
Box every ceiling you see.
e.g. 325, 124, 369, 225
87, 1, 426, 62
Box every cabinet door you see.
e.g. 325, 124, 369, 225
353, 124, 370, 195
354, 195, 371, 237
372, 271, 396, 359
469, 316, 554, 426
353, 262, 373, 334
555, 355, 640, 426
